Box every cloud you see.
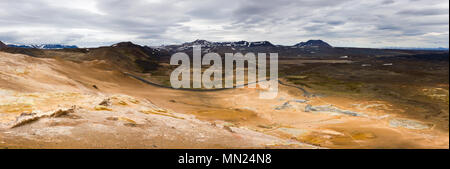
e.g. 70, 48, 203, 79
0, 0, 448, 48
381, 0, 395, 5
397, 8, 448, 16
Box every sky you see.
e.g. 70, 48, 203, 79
0, 0, 448, 48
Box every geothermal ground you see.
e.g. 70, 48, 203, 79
0, 51, 448, 149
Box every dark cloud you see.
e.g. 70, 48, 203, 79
381, 0, 395, 5
0, 0, 448, 48
397, 8, 448, 16
327, 21, 346, 26
377, 25, 402, 30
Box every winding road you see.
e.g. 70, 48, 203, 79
124, 72, 313, 97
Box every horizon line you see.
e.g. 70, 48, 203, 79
2, 40, 449, 50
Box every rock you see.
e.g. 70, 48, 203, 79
11, 115, 41, 128
50, 108, 75, 117
118, 117, 137, 124
128, 98, 140, 104
257, 124, 273, 129
11, 107, 77, 128
99, 98, 111, 106
19, 112, 36, 117
114, 117, 138, 127
13, 112, 38, 127
117, 100, 128, 105
106, 117, 118, 121
210, 122, 216, 127
124, 123, 137, 127
94, 105, 112, 111
223, 126, 235, 133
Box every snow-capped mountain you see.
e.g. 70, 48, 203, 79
169, 39, 277, 50
182, 39, 214, 47
160, 39, 335, 53
6, 43, 78, 49
248, 41, 275, 47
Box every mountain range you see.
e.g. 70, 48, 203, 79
171, 39, 322, 49
2, 39, 448, 51
1, 42, 78, 49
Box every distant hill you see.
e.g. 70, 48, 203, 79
71, 41, 165, 72
0, 41, 167, 73
383, 47, 449, 51
294, 40, 332, 48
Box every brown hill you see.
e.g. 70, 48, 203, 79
0, 41, 169, 73
1, 51, 312, 149
0, 41, 7, 49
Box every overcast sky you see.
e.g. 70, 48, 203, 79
0, 0, 448, 48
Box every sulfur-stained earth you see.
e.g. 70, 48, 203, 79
0, 51, 448, 149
